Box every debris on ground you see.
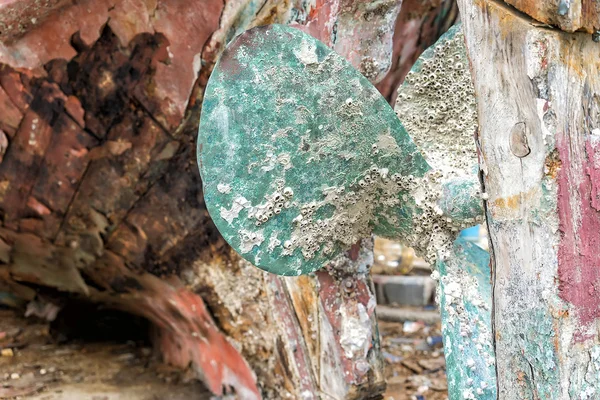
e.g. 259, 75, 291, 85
0, 304, 447, 400
0, 308, 209, 400
380, 314, 448, 400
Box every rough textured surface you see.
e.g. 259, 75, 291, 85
435, 238, 496, 400
458, 0, 600, 397
200, 24, 426, 275
503, 0, 600, 33
0, 0, 71, 42
298, 0, 403, 83
0, 308, 213, 400
199, 24, 482, 276
0, 0, 470, 398
0, 0, 454, 398
394, 24, 483, 263
376, 0, 459, 103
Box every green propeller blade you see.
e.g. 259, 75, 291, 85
198, 24, 481, 276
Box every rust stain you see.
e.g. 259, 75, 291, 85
491, 187, 540, 213
545, 148, 562, 180
553, 321, 561, 362
253, 0, 291, 26
287, 275, 319, 362
493, 194, 520, 210
0, 180, 9, 200
503, 0, 599, 33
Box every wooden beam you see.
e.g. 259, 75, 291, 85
458, 0, 600, 396
503, 0, 600, 33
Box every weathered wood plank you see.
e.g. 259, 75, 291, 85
27, 113, 98, 239
503, 0, 600, 33
458, 0, 600, 397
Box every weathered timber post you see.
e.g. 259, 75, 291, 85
457, 0, 600, 397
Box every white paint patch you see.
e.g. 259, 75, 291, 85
268, 232, 281, 252
272, 127, 292, 140
376, 131, 401, 154
192, 53, 202, 75
261, 150, 293, 172
294, 40, 318, 65
339, 304, 371, 358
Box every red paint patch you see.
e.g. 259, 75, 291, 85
218, 34, 247, 78
316, 271, 376, 384
140, 285, 260, 399
557, 132, 600, 341
298, 0, 336, 47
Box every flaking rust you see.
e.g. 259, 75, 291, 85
198, 24, 483, 276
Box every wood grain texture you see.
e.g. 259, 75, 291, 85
503, 0, 600, 33
458, 0, 600, 397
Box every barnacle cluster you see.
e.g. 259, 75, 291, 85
285, 165, 401, 260
395, 29, 478, 175
248, 187, 294, 226
393, 27, 482, 263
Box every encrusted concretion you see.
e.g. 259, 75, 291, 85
435, 238, 496, 400
199, 24, 483, 275
200, 24, 427, 275
394, 24, 482, 263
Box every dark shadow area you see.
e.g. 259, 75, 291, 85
49, 300, 151, 345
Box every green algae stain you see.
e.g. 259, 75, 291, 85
198, 24, 430, 275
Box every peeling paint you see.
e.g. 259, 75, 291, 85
435, 238, 497, 400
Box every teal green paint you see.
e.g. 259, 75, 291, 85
437, 238, 497, 400
198, 24, 431, 275
198, 24, 482, 275
439, 178, 482, 221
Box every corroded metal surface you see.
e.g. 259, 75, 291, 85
199, 24, 427, 275
198, 24, 483, 276
435, 238, 496, 400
